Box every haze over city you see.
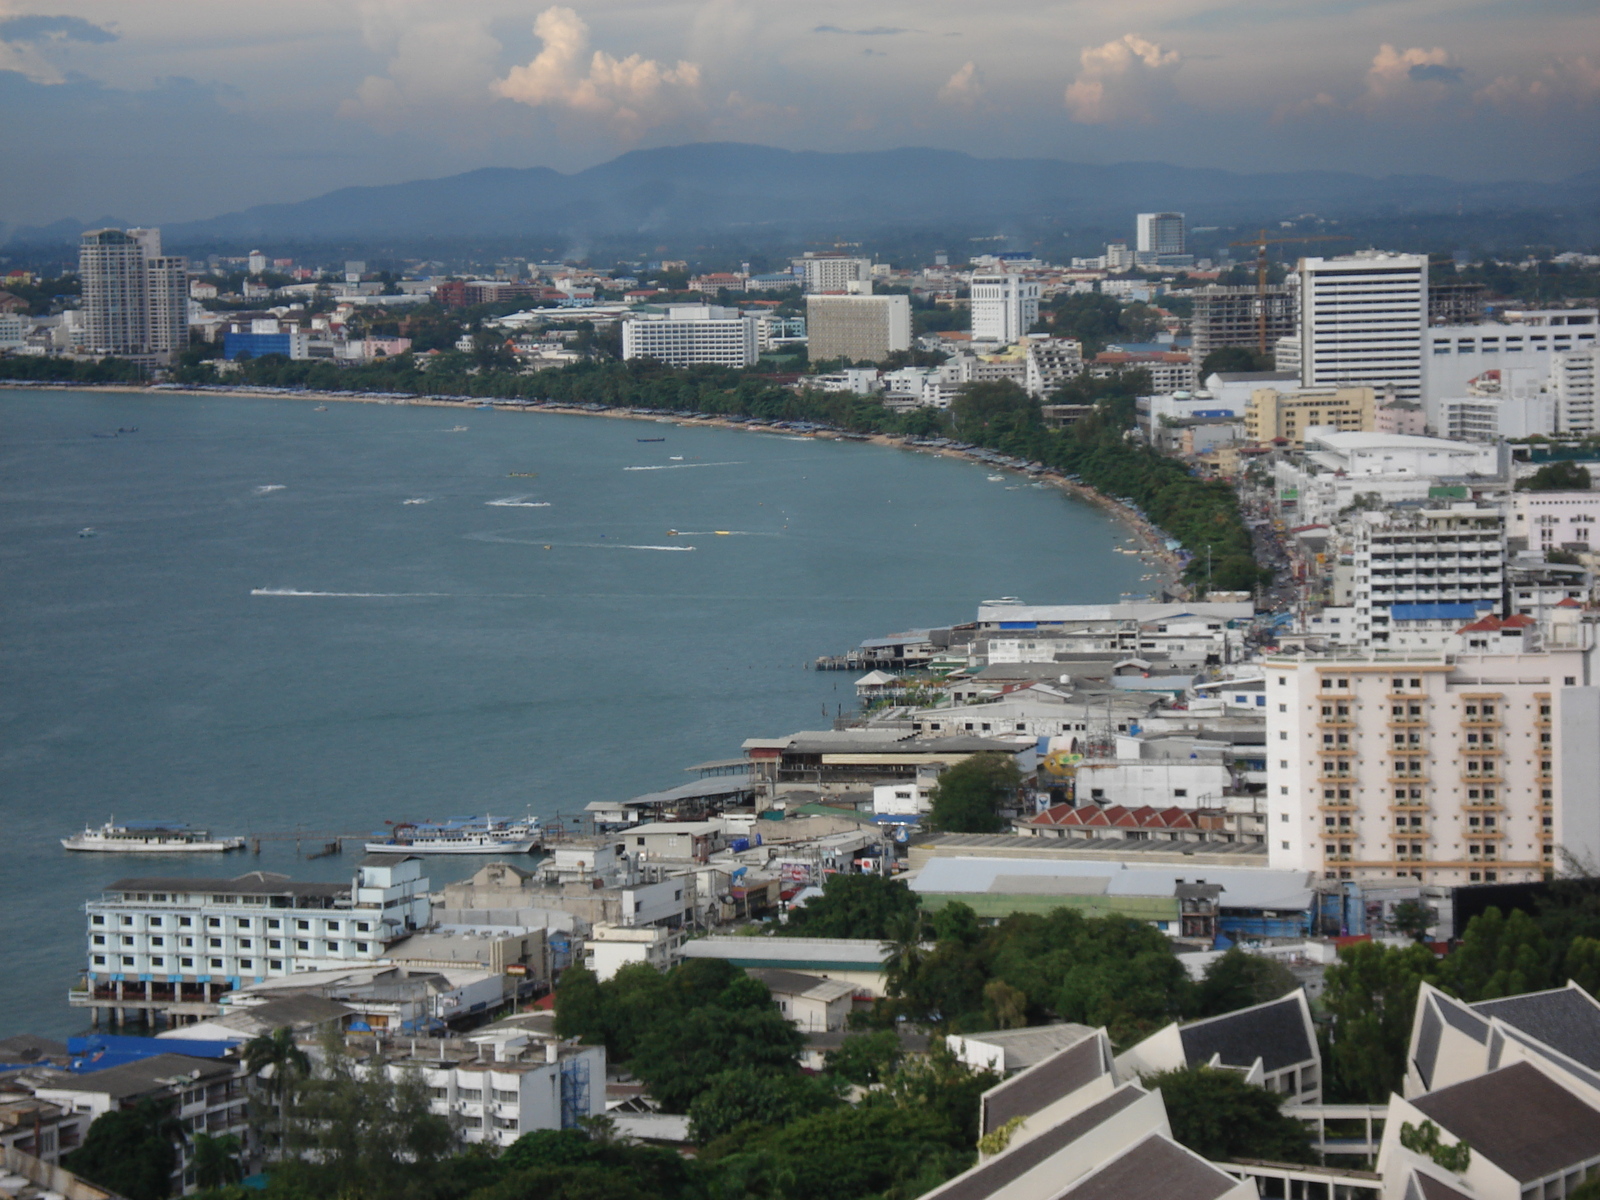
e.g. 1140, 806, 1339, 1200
2, 0, 1597, 225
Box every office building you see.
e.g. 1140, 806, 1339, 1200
1189, 284, 1298, 360
1423, 309, 1598, 430
1135, 213, 1185, 257
222, 318, 310, 361
620, 305, 759, 368
1244, 384, 1376, 447
806, 294, 911, 363
1264, 632, 1599, 885
792, 254, 873, 294
73, 855, 432, 1023
1511, 491, 1600, 555
969, 274, 1040, 345
1438, 392, 1557, 442
1298, 252, 1428, 404
79, 227, 189, 363
1351, 503, 1507, 644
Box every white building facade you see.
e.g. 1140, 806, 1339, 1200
1352, 504, 1506, 644
1424, 309, 1598, 431
620, 306, 758, 368
1511, 491, 1600, 554
79, 227, 189, 362
969, 274, 1041, 345
1299, 252, 1428, 404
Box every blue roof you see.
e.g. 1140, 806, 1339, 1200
1389, 602, 1494, 622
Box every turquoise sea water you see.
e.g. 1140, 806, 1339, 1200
0, 388, 1146, 1037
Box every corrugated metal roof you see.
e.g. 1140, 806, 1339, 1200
910, 856, 1313, 912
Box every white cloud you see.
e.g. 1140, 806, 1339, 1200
1360, 44, 1459, 107
493, 6, 704, 139
937, 61, 984, 109
1477, 55, 1600, 111
1064, 33, 1180, 124
343, 16, 502, 122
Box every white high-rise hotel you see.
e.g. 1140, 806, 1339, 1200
1299, 251, 1428, 404
969, 274, 1040, 345
79, 227, 189, 362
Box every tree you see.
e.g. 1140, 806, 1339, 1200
823, 1031, 905, 1086
628, 1003, 805, 1112
189, 1134, 243, 1191
1391, 900, 1438, 942
687, 1068, 840, 1143
1444, 907, 1553, 1000
65, 1100, 183, 1200
1144, 1067, 1314, 1163
779, 873, 920, 940
1195, 949, 1300, 1017
982, 979, 1029, 1029
927, 753, 1021, 833
869, 1042, 998, 1146
1519, 460, 1592, 491
1320, 941, 1438, 1102
243, 1026, 310, 1159
1564, 936, 1600, 996
552, 964, 607, 1045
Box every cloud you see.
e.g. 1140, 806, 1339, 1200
493, 6, 703, 138
1477, 55, 1600, 110
344, 17, 501, 122
813, 25, 911, 36
0, 14, 115, 43
1362, 44, 1457, 105
1064, 33, 1180, 124
938, 61, 985, 109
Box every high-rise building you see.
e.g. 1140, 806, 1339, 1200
1553, 348, 1599, 433
78, 227, 189, 363
792, 255, 873, 294
1351, 503, 1506, 646
1298, 252, 1428, 404
1135, 213, 1185, 256
620, 305, 758, 368
969, 274, 1040, 345
1265, 626, 1599, 885
805, 294, 911, 363
1190, 284, 1298, 361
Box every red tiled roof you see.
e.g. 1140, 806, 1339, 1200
1459, 615, 1504, 633
1558, 597, 1584, 609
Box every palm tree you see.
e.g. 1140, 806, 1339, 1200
882, 911, 926, 999
189, 1133, 243, 1190
242, 1027, 309, 1158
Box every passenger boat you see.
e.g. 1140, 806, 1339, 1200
364, 813, 540, 855
637, 437, 666, 442
62, 820, 246, 853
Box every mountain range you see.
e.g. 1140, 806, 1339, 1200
6, 143, 1597, 249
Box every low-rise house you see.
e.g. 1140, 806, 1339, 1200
746, 969, 855, 1032
949, 1024, 1098, 1077
581, 923, 685, 981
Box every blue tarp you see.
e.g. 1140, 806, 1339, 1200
1389, 602, 1493, 622
69, 1034, 240, 1073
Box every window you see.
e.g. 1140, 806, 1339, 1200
236, 918, 250, 929
122, 935, 133, 946
240, 959, 253, 970
356, 923, 370, 933
355, 942, 368, 953
327, 942, 339, 952
209, 958, 223, 969
267, 918, 281, 930
493, 1089, 519, 1103
326, 921, 340, 933
458, 1088, 483, 1101
92, 934, 105, 945
150, 917, 163, 927
296, 940, 310, 951
269, 939, 282, 950
92, 955, 106, 965
207, 917, 221, 928
295, 920, 309, 931
209, 937, 222, 948
180, 917, 192, 927
181, 957, 194, 968
151, 936, 164, 947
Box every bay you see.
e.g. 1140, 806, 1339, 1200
0, 387, 1147, 1037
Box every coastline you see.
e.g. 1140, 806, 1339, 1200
1, 378, 1187, 596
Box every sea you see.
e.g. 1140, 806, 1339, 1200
0, 387, 1149, 1038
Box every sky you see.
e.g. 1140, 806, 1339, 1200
0, 0, 1596, 227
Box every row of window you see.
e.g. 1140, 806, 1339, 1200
92, 913, 372, 933
93, 934, 371, 953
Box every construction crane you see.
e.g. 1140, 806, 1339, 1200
1227, 230, 1352, 354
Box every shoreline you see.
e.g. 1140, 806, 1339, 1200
1, 379, 1187, 596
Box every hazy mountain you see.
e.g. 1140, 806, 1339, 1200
7, 143, 1593, 249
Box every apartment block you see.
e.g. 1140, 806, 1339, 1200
620, 305, 758, 368
1352, 503, 1506, 641
75, 855, 431, 1022
1245, 384, 1375, 446
1511, 491, 1600, 555
79, 227, 188, 363
1299, 252, 1428, 404
1265, 642, 1599, 885
793, 254, 873, 294
1024, 338, 1084, 397
1135, 212, 1185, 256
805, 294, 911, 363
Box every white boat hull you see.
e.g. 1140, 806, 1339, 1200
363, 839, 536, 855
62, 837, 246, 853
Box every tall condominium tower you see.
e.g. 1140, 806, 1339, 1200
969, 274, 1041, 345
79, 227, 189, 362
1298, 251, 1428, 404
1135, 212, 1185, 256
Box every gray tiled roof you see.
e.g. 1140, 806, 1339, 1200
1058, 1133, 1238, 1200
1472, 986, 1600, 1071
1412, 1062, 1600, 1183
44, 1053, 235, 1099
1178, 992, 1313, 1073
981, 1035, 1108, 1134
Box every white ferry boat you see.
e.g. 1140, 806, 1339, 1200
62, 820, 246, 853
364, 814, 540, 855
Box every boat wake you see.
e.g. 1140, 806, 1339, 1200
402, 498, 432, 505
623, 461, 744, 471
486, 496, 551, 507
251, 588, 451, 598
466, 532, 695, 551
253, 484, 286, 494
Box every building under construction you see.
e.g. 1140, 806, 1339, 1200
1189, 284, 1298, 363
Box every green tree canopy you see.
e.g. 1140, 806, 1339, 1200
1321, 941, 1438, 1102
627, 998, 805, 1113
927, 753, 1021, 834
1444, 907, 1553, 1000
64, 1100, 182, 1200
687, 1068, 841, 1144
779, 873, 920, 940
1195, 949, 1300, 1017
1144, 1066, 1314, 1163
1519, 460, 1593, 491
1199, 346, 1273, 377
823, 1031, 906, 1086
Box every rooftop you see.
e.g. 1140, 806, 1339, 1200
980, 1032, 1107, 1133
1060, 1133, 1240, 1200
36, 1053, 235, 1100
101, 872, 347, 899
910, 855, 1310, 911
1471, 984, 1600, 1072
1176, 992, 1314, 1073
746, 968, 857, 1003
959, 1023, 1097, 1075
1412, 1062, 1600, 1182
